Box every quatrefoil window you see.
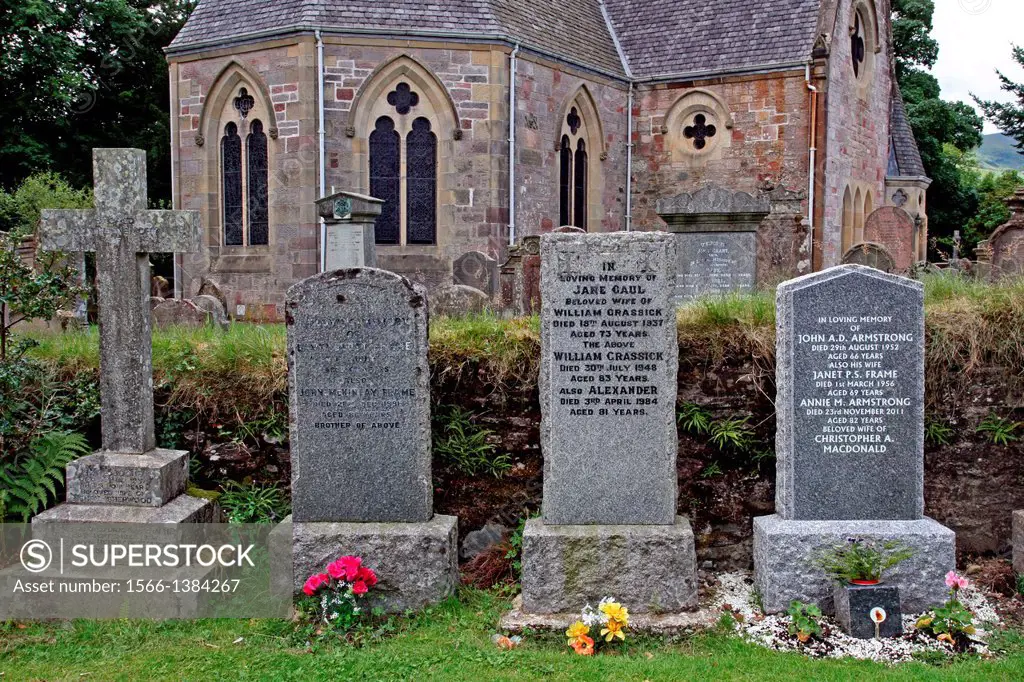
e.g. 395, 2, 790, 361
387, 82, 420, 115
683, 114, 717, 150
566, 107, 581, 135
233, 88, 255, 118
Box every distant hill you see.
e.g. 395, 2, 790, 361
977, 133, 1024, 172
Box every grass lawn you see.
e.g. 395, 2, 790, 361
2, 590, 1023, 681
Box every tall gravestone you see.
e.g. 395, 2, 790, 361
33, 149, 213, 524
520, 232, 697, 615
316, 191, 382, 270
284, 268, 457, 612
754, 265, 954, 613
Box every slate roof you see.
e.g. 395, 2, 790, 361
168, 0, 627, 77
602, 0, 823, 78
889, 84, 928, 178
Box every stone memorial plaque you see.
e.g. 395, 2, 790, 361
863, 207, 916, 272
775, 265, 924, 520
674, 232, 756, 302
325, 223, 375, 269
540, 232, 678, 525
287, 268, 431, 523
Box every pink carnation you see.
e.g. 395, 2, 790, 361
335, 555, 363, 581
356, 566, 378, 587
352, 580, 368, 595
302, 572, 330, 596
945, 571, 969, 590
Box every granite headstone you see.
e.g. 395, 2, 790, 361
674, 232, 757, 301
540, 232, 678, 525
842, 242, 896, 273
453, 250, 498, 297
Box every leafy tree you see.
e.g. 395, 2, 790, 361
0, 173, 91, 361
963, 169, 1024, 253
890, 0, 984, 255
0, 1, 194, 202
975, 45, 1024, 154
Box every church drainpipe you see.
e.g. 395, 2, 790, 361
805, 62, 819, 274
626, 83, 634, 232
508, 44, 520, 247
317, 29, 327, 272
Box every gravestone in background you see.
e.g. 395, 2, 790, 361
754, 264, 955, 614
657, 185, 769, 303
989, 188, 1024, 280
453, 250, 499, 298
33, 148, 213, 524
862, 206, 917, 272
519, 232, 697, 615
283, 268, 457, 611
841, 242, 896, 273
315, 190, 382, 270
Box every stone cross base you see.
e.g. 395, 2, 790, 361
520, 517, 698, 615
1013, 510, 1024, 574
283, 515, 458, 613
32, 450, 215, 524
753, 515, 955, 615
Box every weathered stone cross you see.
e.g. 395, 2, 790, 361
39, 149, 201, 454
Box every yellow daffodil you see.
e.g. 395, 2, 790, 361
601, 618, 626, 642
600, 601, 629, 626
565, 621, 590, 646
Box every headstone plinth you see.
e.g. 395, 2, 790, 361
316, 191, 382, 270
833, 582, 902, 639
286, 268, 457, 611
753, 265, 954, 613
33, 149, 213, 525
518, 233, 697, 618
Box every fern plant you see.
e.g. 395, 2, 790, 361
433, 407, 511, 478
976, 413, 1021, 446
219, 481, 291, 524
677, 402, 712, 436
0, 431, 90, 521
709, 416, 755, 452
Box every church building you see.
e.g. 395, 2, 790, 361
166, 0, 929, 319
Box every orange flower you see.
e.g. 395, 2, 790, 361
570, 635, 595, 656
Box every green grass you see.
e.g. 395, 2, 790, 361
1, 590, 1022, 681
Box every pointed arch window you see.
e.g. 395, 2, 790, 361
247, 119, 269, 246
218, 86, 273, 248
559, 105, 592, 230
221, 122, 243, 247
406, 117, 437, 245
559, 136, 572, 226
370, 116, 401, 244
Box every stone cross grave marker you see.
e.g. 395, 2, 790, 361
33, 149, 212, 524
39, 149, 201, 454
284, 268, 458, 611
754, 264, 954, 614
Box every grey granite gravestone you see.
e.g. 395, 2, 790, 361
33, 149, 213, 524
754, 265, 954, 614
519, 232, 697, 615
283, 268, 457, 611
453, 250, 498, 297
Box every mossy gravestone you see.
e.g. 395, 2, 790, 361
283, 268, 457, 612
754, 265, 954, 614
520, 232, 697, 615
33, 149, 213, 524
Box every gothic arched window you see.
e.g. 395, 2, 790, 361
559, 135, 572, 226
222, 122, 243, 247
247, 119, 269, 246
406, 117, 437, 245
851, 11, 866, 77
573, 139, 588, 230
370, 116, 401, 245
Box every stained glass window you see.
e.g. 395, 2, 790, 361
387, 82, 420, 115
370, 116, 401, 244
567, 107, 581, 135
573, 139, 588, 230
222, 122, 243, 246
406, 117, 437, 245
234, 88, 255, 119
247, 119, 269, 246
559, 135, 572, 226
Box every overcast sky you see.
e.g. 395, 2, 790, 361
932, 0, 1024, 135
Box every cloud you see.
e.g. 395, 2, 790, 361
932, 1, 1024, 134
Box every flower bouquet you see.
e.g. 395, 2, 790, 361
565, 598, 630, 656
301, 555, 379, 633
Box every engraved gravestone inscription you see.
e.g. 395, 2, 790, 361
287, 269, 431, 523
775, 265, 924, 520
540, 232, 679, 525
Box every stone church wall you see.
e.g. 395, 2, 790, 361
513, 57, 630, 235
631, 71, 813, 281
821, 0, 893, 266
